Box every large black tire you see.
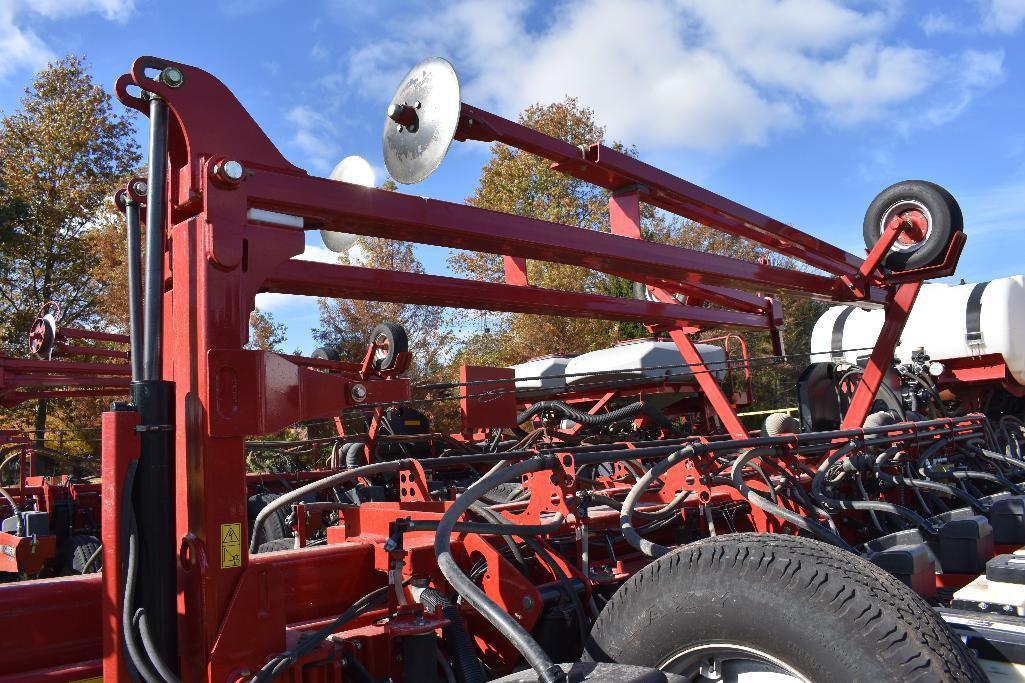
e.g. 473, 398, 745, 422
863, 180, 961, 272
586, 534, 984, 682
247, 492, 292, 552
370, 322, 408, 370
57, 534, 102, 575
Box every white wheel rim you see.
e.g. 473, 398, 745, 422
659, 643, 807, 682
878, 198, 932, 254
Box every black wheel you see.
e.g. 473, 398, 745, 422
247, 492, 292, 552
586, 533, 984, 682
57, 534, 102, 575
311, 346, 341, 361
863, 180, 961, 271
370, 322, 408, 370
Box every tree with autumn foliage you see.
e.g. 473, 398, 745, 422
248, 309, 287, 352
0, 56, 140, 450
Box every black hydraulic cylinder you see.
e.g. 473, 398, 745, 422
125, 199, 144, 381
143, 95, 168, 382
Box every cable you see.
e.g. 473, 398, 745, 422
433, 457, 566, 683
252, 584, 391, 681
249, 461, 402, 553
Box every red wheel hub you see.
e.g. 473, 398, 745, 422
887, 209, 929, 246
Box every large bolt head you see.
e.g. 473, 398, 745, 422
160, 66, 184, 88
131, 180, 148, 195
350, 383, 368, 402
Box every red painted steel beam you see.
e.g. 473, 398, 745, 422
264, 260, 772, 331
840, 282, 922, 429
247, 172, 854, 300
458, 105, 866, 279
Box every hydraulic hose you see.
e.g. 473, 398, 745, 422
252, 585, 391, 681
618, 446, 697, 558
433, 457, 566, 683
415, 588, 487, 683
731, 447, 855, 552
812, 445, 940, 536
249, 460, 402, 553
517, 401, 645, 427
343, 442, 365, 469
0, 451, 23, 536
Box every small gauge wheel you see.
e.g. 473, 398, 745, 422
370, 322, 408, 370
862, 180, 961, 271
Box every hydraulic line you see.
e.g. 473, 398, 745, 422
252, 584, 392, 681
249, 461, 402, 553
730, 447, 854, 551
433, 456, 566, 683
812, 445, 940, 535
415, 587, 486, 683
517, 401, 646, 427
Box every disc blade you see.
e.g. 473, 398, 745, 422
382, 57, 461, 184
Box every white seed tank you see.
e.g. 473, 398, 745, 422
508, 355, 575, 396
809, 275, 1025, 385
563, 339, 727, 389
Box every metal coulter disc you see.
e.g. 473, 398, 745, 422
382, 57, 461, 184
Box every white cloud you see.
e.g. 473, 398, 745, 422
0, 0, 134, 80
285, 105, 341, 173
340, 0, 1005, 150
980, 0, 1025, 33
922, 11, 958, 35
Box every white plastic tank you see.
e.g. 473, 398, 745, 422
508, 354, 574, 396
563, 339, 727, 389
810, 275, 1025, 385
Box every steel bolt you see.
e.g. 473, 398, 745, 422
160, 66, 184, 88
351, 383, 368, 402
215, 160, 245, 183
132, 179, 148, 196
522, 595, 534, 611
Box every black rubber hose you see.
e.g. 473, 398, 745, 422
252, 585, 391, 681
250, 461, 401, 553
467, 501, 527, 569
406, 515, 564, 536
120, 459, 161, 683
344, 442, 365, 469
517, 401, 645, 427
417, 588, 487, 683
434, 457, 566, 683
618, 446, 696, 558
731, 448, 855, 552
813, 446, 939, 535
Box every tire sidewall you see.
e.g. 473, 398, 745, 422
862, 180, 958, 272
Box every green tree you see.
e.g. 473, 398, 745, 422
0, 56, 140, 444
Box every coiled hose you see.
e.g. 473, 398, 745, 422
517, 401, 645, 427
414, 588, 487, 683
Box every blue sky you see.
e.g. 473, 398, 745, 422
2, 0, 1024, 354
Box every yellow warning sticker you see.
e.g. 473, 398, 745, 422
72, 678, 102, 683
220, 522, 242, 568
